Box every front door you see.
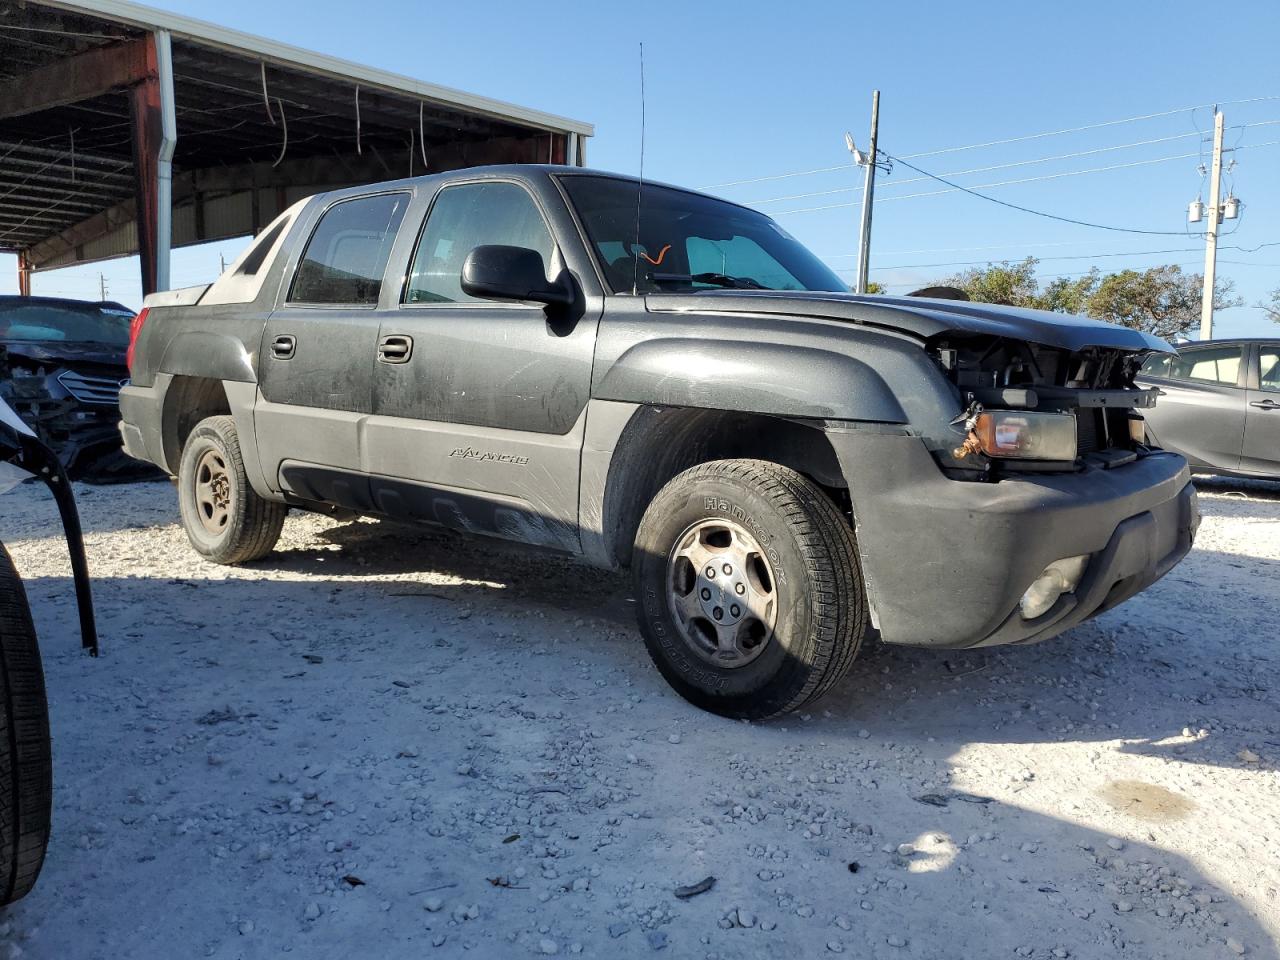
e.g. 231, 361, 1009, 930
363, 179, 598, 550
255, 191, 410, 496
1242, 343, 1280, 476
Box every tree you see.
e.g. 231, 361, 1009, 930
1085, 266, 1240, 340
1260, 288, 1280, 324
945, 257, 1040, 307
937, 259, 1241, 339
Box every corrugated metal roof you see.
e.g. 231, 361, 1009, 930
0, 0, 593, 270
32, 0, 593, 137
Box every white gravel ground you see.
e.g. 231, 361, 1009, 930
0, 476, 1277, 960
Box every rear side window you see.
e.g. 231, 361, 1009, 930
1166, 345, 1243, 386
1260, 348, 1280, 392
289, 193, 409, 305
404, 182, 554, 304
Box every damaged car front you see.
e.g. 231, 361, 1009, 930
821, 296, 1203, 650
0, 296, 145, 481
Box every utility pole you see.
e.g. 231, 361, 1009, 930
98, 272, 108, 301
1199, 108, 1225, 341
850, 90, 881, 294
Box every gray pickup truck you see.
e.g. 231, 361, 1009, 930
119, 165, 1199, 719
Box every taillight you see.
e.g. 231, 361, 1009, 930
125, 307, 149, 373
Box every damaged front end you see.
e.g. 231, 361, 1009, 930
0, 344, 148, 482
929, 335, 1164, 479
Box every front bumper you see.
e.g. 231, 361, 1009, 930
828, 430, 1198, 649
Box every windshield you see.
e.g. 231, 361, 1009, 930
0, 301, 134, 347
558, 175, 847, 295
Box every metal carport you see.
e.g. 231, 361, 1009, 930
0, 0, 593, 296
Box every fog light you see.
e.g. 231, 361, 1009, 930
1019, 555, 1090, 620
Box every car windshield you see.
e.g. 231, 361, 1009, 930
558, 175, 847, 295
0, 301, 134, 347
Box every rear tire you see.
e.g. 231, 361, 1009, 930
632, 459, 867, 720
0, 541, 52, 906
178, 416, 286, 564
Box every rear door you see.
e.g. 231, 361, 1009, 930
1139, 343, 1246, 472
362, 178, 600, 550
255, 191, 411, 494
1241, 342, 1280, 476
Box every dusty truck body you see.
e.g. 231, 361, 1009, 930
117, 165, 1199, 719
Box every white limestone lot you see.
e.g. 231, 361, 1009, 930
0, 476, 1276, 960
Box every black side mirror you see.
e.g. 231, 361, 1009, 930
461, 245, 573, 307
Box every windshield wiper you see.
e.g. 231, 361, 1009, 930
650, 272, 769, 290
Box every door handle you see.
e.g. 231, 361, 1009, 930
1250, 398, 1280, 410
271, 334, 296, 360
377, 334, 413, 364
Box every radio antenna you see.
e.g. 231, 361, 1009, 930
631, 41, 646, 296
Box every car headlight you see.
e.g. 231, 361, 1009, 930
1020, 554, 1090, 619
970, 411, 1076, 461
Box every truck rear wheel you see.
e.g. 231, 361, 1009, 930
178, 416, 286, 564
0, 541, 52, 906
632, 459, 866, 720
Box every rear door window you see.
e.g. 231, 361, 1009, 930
289, 193, 409, 305
1166, 345, 1243, 386
1259, 347, 1280, 392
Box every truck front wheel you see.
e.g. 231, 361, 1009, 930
178, 416, 286, 564
632, 459, 867, 720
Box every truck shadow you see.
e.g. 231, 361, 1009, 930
17, 562, 1279, 957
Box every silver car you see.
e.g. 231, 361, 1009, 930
1138, 338, 1280, 479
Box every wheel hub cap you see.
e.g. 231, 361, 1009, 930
666, 519, 778, 669
194, 449, 232, 535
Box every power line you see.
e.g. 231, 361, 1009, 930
783, 144, 1279, 236
898, 96, 1280, 160
700, 97, 1280, 190
747, 122, 1280, 206
771, 139, 1280, 216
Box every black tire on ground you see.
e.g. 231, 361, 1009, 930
177, 415, 287, 565
632, 459, 867, 720
0, 541, 52, 906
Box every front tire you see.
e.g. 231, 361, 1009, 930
0, 541, 52, 906
632, 459, 866, 720
178, 416, 286, 565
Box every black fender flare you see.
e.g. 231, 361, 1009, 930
159, 332, 256, 383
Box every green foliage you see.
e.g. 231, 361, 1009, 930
940, 258, 1241, 339
946, 257, 1041, 307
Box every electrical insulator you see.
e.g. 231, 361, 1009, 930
1187, 199, 1204, 223
1223, 196, 1240, 220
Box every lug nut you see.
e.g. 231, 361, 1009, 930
712, 607, 723, 620
734, 583, 746, 595
722, 564, 733, 575
705, 566, 716, 578
730, 605, 741, 617
700, 588, 712, 601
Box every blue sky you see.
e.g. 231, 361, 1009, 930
4, 0, 1278, 338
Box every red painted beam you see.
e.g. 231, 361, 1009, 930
129, 37, 162, 297
17, 251, 32, 297
0, 39, 154, 120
